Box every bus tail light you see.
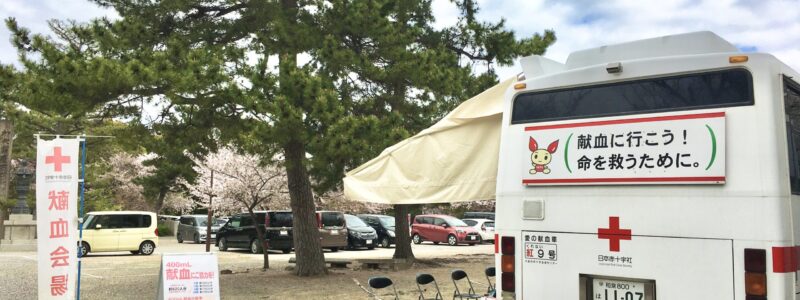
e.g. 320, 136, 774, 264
500, 236, 515, 292
745, 248, 767, 298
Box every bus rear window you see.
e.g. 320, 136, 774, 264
512, 69, 753, 124
784, 77, 800, 194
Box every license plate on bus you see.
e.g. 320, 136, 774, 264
280, 230, 288, 236
593, 279, 647, 300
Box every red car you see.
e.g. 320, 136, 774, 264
411, 214, 481, 246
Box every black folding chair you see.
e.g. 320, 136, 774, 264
451, 269, 482, 300
368, 276, 399, 300
484, 266, 496, 295
416, 273, 443, 300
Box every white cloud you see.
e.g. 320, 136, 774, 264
472, 0, 800, 79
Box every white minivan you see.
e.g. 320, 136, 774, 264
79, 211, 159, 256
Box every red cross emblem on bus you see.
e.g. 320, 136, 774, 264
598, 216, 631, 252
45, 147, 71, 172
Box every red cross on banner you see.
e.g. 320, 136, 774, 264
598, 216, 632, 252
45, 147, 71, 172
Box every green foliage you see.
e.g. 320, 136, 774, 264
157, 223, 173, 236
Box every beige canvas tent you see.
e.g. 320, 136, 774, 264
343, 78, 512, 204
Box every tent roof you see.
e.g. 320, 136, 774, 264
343, 78, 512, 204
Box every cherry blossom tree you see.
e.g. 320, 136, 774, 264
100, 153, 156, 211
186, 147, 289, 270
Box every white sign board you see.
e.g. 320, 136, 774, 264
158, 253, 221, 300
522, 112, 725, 185
36, 138, 80, 299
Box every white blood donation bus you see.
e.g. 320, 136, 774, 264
494, 31, 800, 299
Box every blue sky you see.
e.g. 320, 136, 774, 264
2, 0, 799, 80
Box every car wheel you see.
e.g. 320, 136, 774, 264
78, 242, 89, 257
194, 233, 200, 244
139, 241, 156, 255
218, 237, 228, 251
282, 249, 291, 254
448, 234, 458, 246
177, 233, 184, 243
250, 239, 263, 254
412, 234, 422, 244
380, 237, 390, 248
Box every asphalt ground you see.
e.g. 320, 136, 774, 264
0, 238, 494, 299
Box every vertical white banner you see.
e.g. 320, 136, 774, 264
36, 137, 80, 299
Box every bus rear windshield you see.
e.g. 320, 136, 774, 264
512, 69, 753, 124
784, 77, 800, 194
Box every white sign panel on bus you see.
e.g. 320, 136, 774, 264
36, 138, 80, 299
522, 112, 725, 185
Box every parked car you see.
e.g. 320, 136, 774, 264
463, 211, 495, 220
216, 211, 294, 254
411, 214, 481, 246
79, 211, 159, 256
177, 215, 220, 244
316, 211, 348, 252
358, 214, 396, 248
462, 218, 495, 243
344, 214, 378, 250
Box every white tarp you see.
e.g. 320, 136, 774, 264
36, 137, 80, 299
344, 78, 513, 204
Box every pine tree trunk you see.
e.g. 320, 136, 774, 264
392, 204, 415, 260
284, 140, 327, 276
247, 208, 270, 270
0, 121, 12, 239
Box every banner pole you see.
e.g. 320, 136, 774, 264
76, 137, 87, 300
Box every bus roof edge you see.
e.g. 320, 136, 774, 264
564, 31, 738, 70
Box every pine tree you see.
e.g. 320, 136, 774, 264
2, 0, 555, 276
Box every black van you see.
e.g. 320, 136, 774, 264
463, 211, 495, 220
216, 210, 294, 254
357, 214, 396, 248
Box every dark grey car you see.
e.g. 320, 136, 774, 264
177, 215, 220, 243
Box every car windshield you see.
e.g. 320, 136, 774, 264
195, 217, 214, 226
379, 217, 395, 227
444, 217, 469, 227
82, 215, 95, 229
345, 215, 367, 228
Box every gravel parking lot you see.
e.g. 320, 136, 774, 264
0, 239, 494, 299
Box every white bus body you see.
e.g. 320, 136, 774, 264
495, 31, 800, 299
